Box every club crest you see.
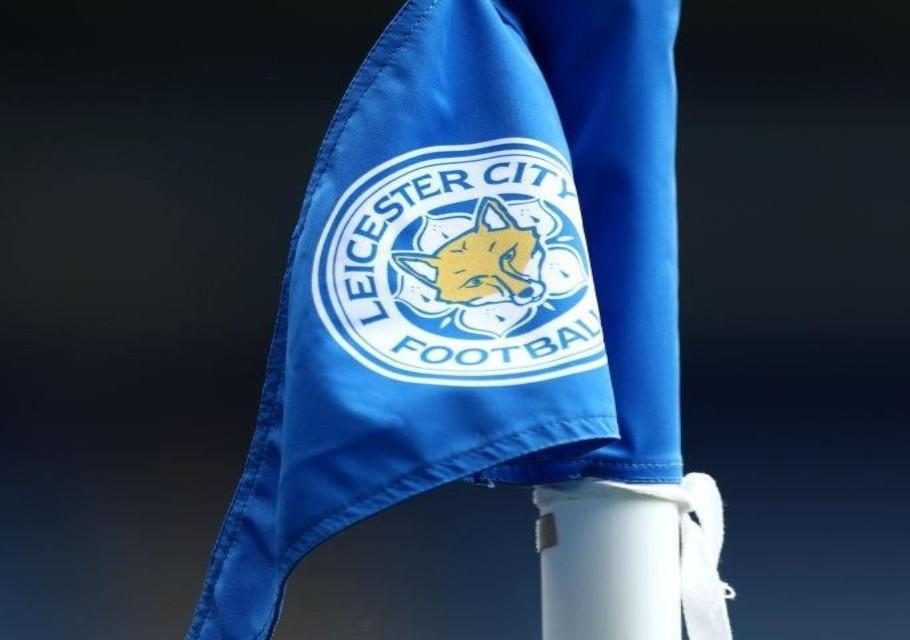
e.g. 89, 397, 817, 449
312, 139, 608, 386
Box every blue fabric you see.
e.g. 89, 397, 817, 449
187, 1, 680, 638
481, 0, 683, 485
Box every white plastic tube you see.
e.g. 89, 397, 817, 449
536, 481, 682, 640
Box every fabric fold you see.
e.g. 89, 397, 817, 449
485, 0, 683, 484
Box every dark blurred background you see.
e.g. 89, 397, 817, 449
2, 1, 908, 638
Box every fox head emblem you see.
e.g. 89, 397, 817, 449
392, 197, 546, 307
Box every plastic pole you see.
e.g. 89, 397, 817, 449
537, 481, 681, 640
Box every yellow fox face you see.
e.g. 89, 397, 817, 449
393, 197, 546, 307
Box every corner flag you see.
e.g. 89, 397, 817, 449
187, 1, 686, 638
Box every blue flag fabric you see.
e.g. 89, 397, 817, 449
187, 1, 681, 638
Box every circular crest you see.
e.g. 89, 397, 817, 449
312, 139, 607, 386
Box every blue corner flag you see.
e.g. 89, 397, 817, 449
187, 1, 681, 638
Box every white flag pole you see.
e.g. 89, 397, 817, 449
535, 481, 683, 640
535, 474, 734, 640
